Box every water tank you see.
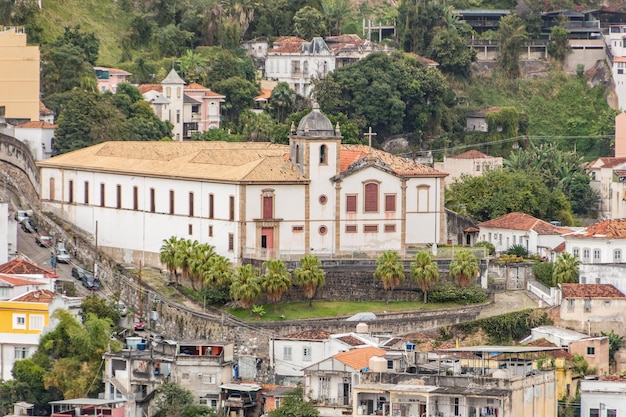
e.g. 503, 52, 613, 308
369, 356, 387, 373
356, 322, 369, 333
126, 336, 142, 349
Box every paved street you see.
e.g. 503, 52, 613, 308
477, 291, 539, 320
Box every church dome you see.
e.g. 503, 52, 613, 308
296, 102, 335, 137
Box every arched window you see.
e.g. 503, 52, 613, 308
295, 144, 300, 164
320, 145, 327, 164
364, 182, 379, 213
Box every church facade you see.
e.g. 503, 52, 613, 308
37, 106, 447, 266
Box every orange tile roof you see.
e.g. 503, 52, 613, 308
339, 145, 445, 177
0, 258, 58, 277
589, 157, 626, 169
15, 121, 57, 129
255, 89, 272, 101
39, 101, 52, 113
0, 274, 42, 287
284, 329, 330, 340
451, 150, 490, 159
553, 242, 566, 253
186, 83, 208, 90
601, 375, 626, 381
325, 34, 364, 44
12, 289, 56, 303
478, 212, 571, 235
270, 37, 307, 53
561, 284, 626, 299
571, 219, 626, 239
138, 84, 162, 94
334, 347, 386, 370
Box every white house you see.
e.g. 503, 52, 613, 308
433, 149, 502, 186
138, 69, 225, 141
0, 275, 45, 300
12, 121, 56, 160
564, 218, 626, 264
265, 37, 335, 98
580, 376, 626, 417
606, 26, 626, 110
477, 212, 572, 258
37, 105, 447, 266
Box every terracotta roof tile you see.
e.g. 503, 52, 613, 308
478, 212, 571, 235
591, 157, 626, 168
186, 83, 209, 90
284, 329, 330, 340
0, 274, 43, 287
451, 150, 490, 159
334, 347, 386, 370
525, 338, 557, 347
137, 84, 162, 94
325, 34, 363, 44
39, 101, 52, 113
12, 289, 56, 303
0, 258, 57, 277
255, 89, 272, 101
570, 219, 626, 239
270, 37, 307, 53
561, 284, 626, 299
601, 375, 626, 381
15, 121, 57, 129
553, 242, 566, 252
337, 335, 366, 346
340, 145, 446, 177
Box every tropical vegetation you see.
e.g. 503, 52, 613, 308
449, 249, 480, 288
409, 251, 440, 303
374, 250, 406, 303
552, 253, 581, 286
293, 255, 326, 308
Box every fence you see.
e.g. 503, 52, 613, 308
527, 278, 561, 306
241, 245, 487, 262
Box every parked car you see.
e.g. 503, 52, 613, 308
134, 315, 145, 331
14, 210, 29, 222
117, 301, 128, 317
21, 218, 37, 233
35, 235, 52, 247
71, 266, 93, 281
82, 275, 100, 291
56, 248, 70, 263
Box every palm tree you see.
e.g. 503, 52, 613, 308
189, 243, 216, 291
230, 264, 261, 314
203, 255, 234, 288
261, 259, 291, 311
174, 239, 197, 286
410, 251, 440, 303
553, 253, 581, 286
160, 236, 180, 283
449, 249, 479, 288
374, 250, 405, 304
293, 255, 326, 309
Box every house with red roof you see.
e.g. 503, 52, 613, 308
138, 68, 225, 141
477, 212, 572, 257
94, 66, 132, 93
12, 120, 57, 160
433, 149, 502, 186
0, 274, 45, 300
565, 218, 626, 264
559, 283, 626, 340
0, 258, 58, 291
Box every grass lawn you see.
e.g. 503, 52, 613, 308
228, 300, 462, 321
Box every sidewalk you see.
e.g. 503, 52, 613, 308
477, 291, 539, 320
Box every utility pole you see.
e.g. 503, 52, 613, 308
94, 221, 99, 279
138, 260, 143, 319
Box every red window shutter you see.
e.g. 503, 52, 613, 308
385, 194, 396, 212
364, 183, 378, 212
263, 196, 273, 219
346, 195, 357, 212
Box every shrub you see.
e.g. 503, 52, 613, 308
506, 244, 529, 257
428, 281, 488, 304
532, 262, 554, 287
475, 241, 495, 255
496, 254, 524, 264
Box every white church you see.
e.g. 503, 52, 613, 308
37, 105, 447, 266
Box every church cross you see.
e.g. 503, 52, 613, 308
364, 126, 377, 148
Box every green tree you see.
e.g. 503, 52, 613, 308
532, 261, 554, 288
547, 25, 570, 62
261, 259, 292, 311
178, 49, 209, 85
213, 76, 259, 125
410, 251, 440, 303
445, 169, 574, 225
41, 42, 96, 96
552, 253, 580, 286
293, 6, 326, 40
268, 388, 319, 417
427, 26, 476, 77
321, 0, 352, 36
80, 295, 120, 324
397, 0, 448, 54
374, 250, 405, 304
230, 264, 262, 314
498, 14, 528, 78
189, 243, 217, 291
10, 360, 54, 415
153, 382, 215, 417
449, 249, 479, 288
160, 236, 181, 283
55, 25, 100, 65
151, 24, 193, 58
203, 255, 234, 288
175, 239, 198, 285
293, 255, 326, 308
269, 82, 296, 123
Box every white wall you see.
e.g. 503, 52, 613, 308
581, 380, 626, 417
566, 237, 626, 264
479, 227, 535, 254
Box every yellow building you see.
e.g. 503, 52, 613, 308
0, 290, 52, 380
0, 26, 40, 122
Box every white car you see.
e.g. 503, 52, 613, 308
56, 248, 70, 263
14, 210, 29, 222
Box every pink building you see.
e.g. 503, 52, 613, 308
95, 67, 132, 93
